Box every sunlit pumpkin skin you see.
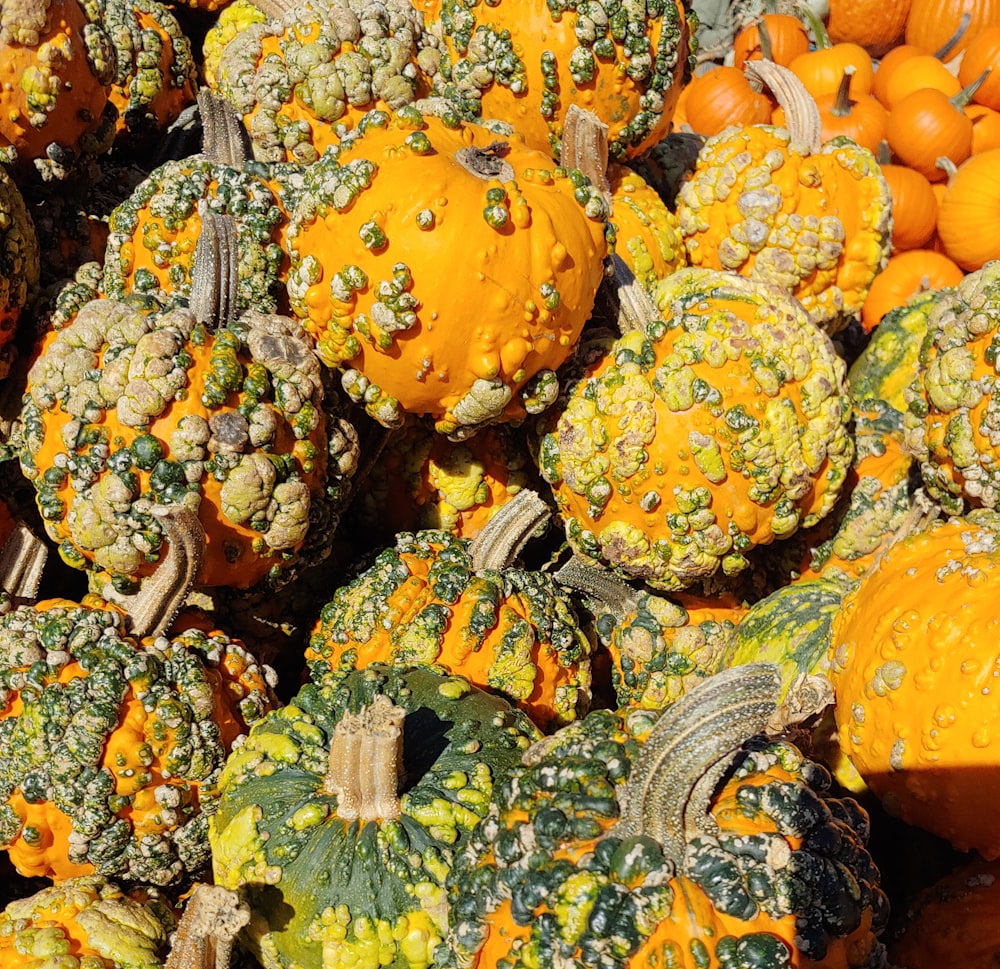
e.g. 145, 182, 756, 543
608, 163, 687, 295
966, 102, 1000, 152
859, 249, 963, 334
877, 159, 939, 255
888, 856, 1000, 969
678, 65, 774, 137
960, 26, 1000, 109
830, 512, 1000, 859
885, 86, 976, 181
0, 0, 117, 177
0, 165, 40, 356
19, 293, 342, 591
903, 262, 1000, 514
733, 14, 811, 69
216, 0, 430, 165
0, 597, 277, 884
850, 289, 940, 409
209, 663, 542, 969
103, 156, 287, 316
826, 0, 910, 57
881, 54, 962, 108
0, 874, 176, 968
788, 36, 875, 101
420, 0, 693, 162
354, 414, 538, 542
100, 0, 198, 154
935, 149, 1000, 270
305, 525, 592, 730
538, 268, 853, 592
442, 704, 888, 969
675, 114, 892, 330
906, 0, 1000, 62
286, 111, 610, 435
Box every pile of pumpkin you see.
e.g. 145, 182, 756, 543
0, 0, 998, 966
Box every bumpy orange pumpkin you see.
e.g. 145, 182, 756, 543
675, 61, 892, 331
285, 110, 610, 435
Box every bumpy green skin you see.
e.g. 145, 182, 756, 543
0, 162, 39, 354
0, 598, 274, 886
538, 268, 853, 592
593, 591, 737, 710
19, 293, 351, 592
103, 157, 285, 315
218, 0, 428, 164
306, 529, 593, 730
904, 263, 1000, 515
210, 664, 542, 969
848, 291, 938, 414
421, 0, 696, 161
0, 875, 175, 967
442, 708, 887, 969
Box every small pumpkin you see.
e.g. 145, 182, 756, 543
209, 662, 543, 969
906, 0, 1000, 62
788, 13, 875, 100
678, 65, 774, 138
959, 25, 1000, 109
935, 149, 1000, 269
859, 249, 964, 333
285, 109, 610, 435
306, 490, 593, 730
732, 13, 811, 69
879, 54, 962, 108
826, 0, 910, 57
876, 143, 940, 254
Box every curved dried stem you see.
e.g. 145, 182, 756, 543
197, 88, 252, 168
110, 505, 207, 641
612, 663, 783, 870
467, 489, 551, 572
745, 59, 822, 154
190, 209, 239, 329
555, 554, 639, 618
561, 105, 612, 209
0, 523, 47, 602
165, 883, 250, 969
598, 253, 662, 335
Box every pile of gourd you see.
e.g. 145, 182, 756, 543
0, 0, 997, 966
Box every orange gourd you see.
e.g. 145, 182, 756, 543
885, 85, 977, 179
679, 66, 773, 136
826, 0, 911, 56
880, 54, 962, 107
906, 0, 1000, 62
860, 249, 964, 332
732, 13, 810, 69
809, 68, 890, 151
960, 25, 1000, 107
936, 148, 1000, 268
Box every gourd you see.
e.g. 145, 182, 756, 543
0, 166, 40, 356
0, 509, 279, 886
829, 511, 1000, 859
19, 215, 357, 593
215, 0, 430, 165
903, 261, 1000, 514
675, 61, 892, 331
418, 0, 694, 162
440, 664, 889, 969
306, 490, 592, 731
537, 266, 853, 593
0, 874, 176, 967
284, 108, 610, 436
209, 662, 543, 969
0, 0, 118, 179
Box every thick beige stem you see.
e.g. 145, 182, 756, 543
164, 883, 250, 969
561, 105, 612, 209
326, 694, 406, 822
0, 523, 48, 602
190, 209, 239, 330
745, 59, 822, 154
197, 88, 251, 168
466, 489, 551, 572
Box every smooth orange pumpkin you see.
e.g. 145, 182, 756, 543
860, 249, 965, 332
788, 15, 875, 100
936, 148, 1000, 268
906, 0, 1000, 62
967, 102, 1000, 151
681, 65, 773, 136
878, 149, 940, 251
960, 25, 1000, 108
826, 0, 911, 56
814, 69, 890, 151
733, 13, 811, 69
880, 54, 962, 107
885, 86, 976, 179
872, 43, 929, 106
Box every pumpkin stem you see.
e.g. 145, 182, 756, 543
611, 663, 784, 869
561, 105, 612, 208
876, 139, 892, 166
596, 252, 661, 335
952, 69, 992, 111
745, 59, 822, 153
0, 523, 47, 603
756, 16, 774, 63
555, 553, 639, 617
164, 882, 250, 969
112, 504, 207, 641
936, 11, 971, 60
831, 66, 856, 118
935, 155, 959, 182
197, 88, 251, 168
324, 694, 407, 822
795, 1, 829, 48
189, 209, 239, 329
467, 489, 551, 572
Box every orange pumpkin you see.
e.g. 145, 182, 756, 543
732, 13, 811, 69
960, 25, 1000, 108
877, 148, 940, 252
788, 14, 875, 100
826, 0, 911, 56
967, 101, 1000, 151
936, 148, 1000, 268
885, 85, 977, 180
906, 0, 1000, 62
680, 65, 774, 136
860, 249, 965, 332
871, 43, 928, 106
880, 54, 962, 107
